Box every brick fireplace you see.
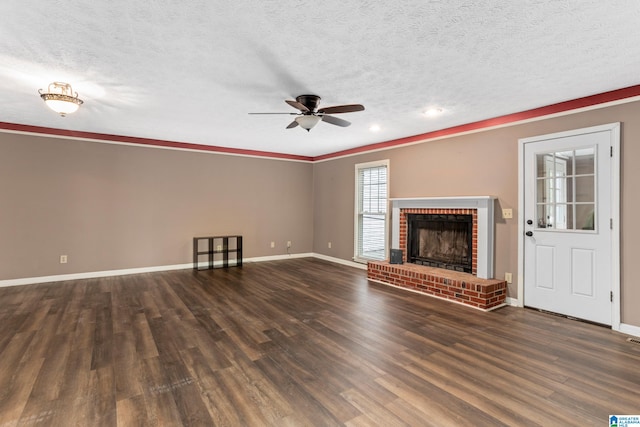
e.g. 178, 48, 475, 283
401, 208, 477, 275
367, 196, 507, 311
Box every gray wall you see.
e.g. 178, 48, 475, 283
2, 101, 639, 327
312, 100, 640, 326
0, 133, 313, 280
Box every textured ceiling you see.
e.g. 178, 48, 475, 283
1, 1, 640, 158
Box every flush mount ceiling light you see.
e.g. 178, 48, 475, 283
38, 82, 84, 117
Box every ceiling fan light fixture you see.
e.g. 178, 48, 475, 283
39, 82, 84, 116
250, 94, 364, 131
295, 115, 321, 131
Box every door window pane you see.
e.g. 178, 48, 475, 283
576, 204, 595, 230
566, 204, 574, 229
565, 177, 574, 203
575, 176, 595, 203
536, 178, 553, 203
536, 204, 554, 228
575, 148, 595, 174
556, 151, 574, 175
554, 204, 569, 230
537, 154, 553, 177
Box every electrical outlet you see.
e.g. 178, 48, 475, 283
502, 209, 513, 219
328, 242, 332, 249
60, 255, 68, 264
216, 245, 222, 251
270, 241, 275, 248
287, 241, 291, 248
504, 272, 512, 284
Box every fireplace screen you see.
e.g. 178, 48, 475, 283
407, 214, 473, 273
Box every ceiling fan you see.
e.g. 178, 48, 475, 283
249, 95, 365, 131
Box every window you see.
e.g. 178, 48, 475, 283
354, 160, 389, 262
535, 148, 596, 231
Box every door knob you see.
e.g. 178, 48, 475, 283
527, 219, 533, 225
525, 231, 533, 237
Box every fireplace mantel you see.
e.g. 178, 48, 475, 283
391, 196, 496, 279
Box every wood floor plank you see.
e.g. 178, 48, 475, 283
88, 366, 117, 426
403, 349, 584, 427
132, 312, 160, 359
454, 332, 570, 384
211, 366, 272, 426
253, 355, 343, 426
0, 334, 44, 426
16, 299, 53, 334
90, 291, 114, 371
340, 387, 408, 426
192, 368, 248, 426
71, 307, 96, 351
22, 329, 72, 403
114, 334, 145, 402
57, 344, 94, 402
384, 398, 447, 427
0, 257, 638, 426
375, 374, 507, 427
140, 356, 185, 426
116, 394, 150, 427
138, 290, 162, 320
261, 345, 362, 423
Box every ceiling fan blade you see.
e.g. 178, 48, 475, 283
318, 104, 364, 114
248, 112, 299, 115
285, 100, 310, 112
321, 115, 351, 127
286, 120, 299, 129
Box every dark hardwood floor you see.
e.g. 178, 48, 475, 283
0, 258, 638, 426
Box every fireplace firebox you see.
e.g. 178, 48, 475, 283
406, 214, 473, 273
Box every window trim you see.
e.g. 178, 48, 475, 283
353, 159, 390, 263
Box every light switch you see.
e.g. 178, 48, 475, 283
502, 209, 513, 219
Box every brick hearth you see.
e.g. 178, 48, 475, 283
368, 261, 506, 311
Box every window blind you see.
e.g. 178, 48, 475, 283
355, 162, 388, 261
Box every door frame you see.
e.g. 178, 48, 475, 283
517, 122, 621, 330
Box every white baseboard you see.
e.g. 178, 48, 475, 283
0, 252, 363, 288
0, 253, 316, 288
0, 262, 195, 287
311, 253, 367, 270
618, 323, 640, 338
505, 297, 520, 307
244, 253, 314, 263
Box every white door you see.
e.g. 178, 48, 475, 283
522, 124, 619, 325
